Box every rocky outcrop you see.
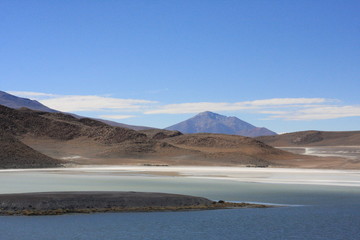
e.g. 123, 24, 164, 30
0, 191, 269, 215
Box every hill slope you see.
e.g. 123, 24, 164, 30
166, 111, 276, 137
161, 133, 293, 166
0, 131, 62, 168
0, 105, 309, 168
256, 130, 360, 147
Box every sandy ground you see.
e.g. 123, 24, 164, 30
2, 165, 360, 187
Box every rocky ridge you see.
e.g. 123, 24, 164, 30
0, 191, 268, 215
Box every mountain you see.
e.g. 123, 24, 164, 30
165, 111, 277, 137
256, 130, 360, 147
0, 90, 152, 130
0, 91, 58, 112
1, 105, 318, 168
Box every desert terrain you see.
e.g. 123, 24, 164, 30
1, 105, 359, 169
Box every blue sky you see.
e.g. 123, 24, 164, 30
1, 0, 359, 133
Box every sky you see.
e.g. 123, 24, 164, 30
1, 0, 359, 133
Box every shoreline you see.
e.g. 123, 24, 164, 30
0, 191, 269, 216
1, 165, 360, 187
2, 164, 360, 172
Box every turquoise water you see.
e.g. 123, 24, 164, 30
1, 171, 360, 239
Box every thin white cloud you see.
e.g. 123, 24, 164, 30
242, 98, 329, 106
273, 105, 360, 120
258, 110, 289, 115
145, 102, 254, 114
144, 98, 360, 121
41, 95, 156, 112
8, 91, 57, 99
99, 115, 135, 120
8, 91, 360, 122
144, 98, 331, 114
9, 91, 157, 112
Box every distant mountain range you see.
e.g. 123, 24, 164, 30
0, 105, 298, 168
0, 91, 277, 136
1, 90, 359, 169
166, 111, 277, 137
0, 91, 151, 131
0, 91, 58, 113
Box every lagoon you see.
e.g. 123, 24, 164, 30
1, 166, 360, 239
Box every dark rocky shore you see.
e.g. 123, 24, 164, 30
0, 191, 268, 215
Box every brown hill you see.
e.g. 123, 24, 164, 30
256, 130, 360, 147
0, 105, 147, 144
161, 133, 296, 167
1, 105, 359, 169
0, 131, 62, 168
0, 105, 157, 167
1, 105, 199, 165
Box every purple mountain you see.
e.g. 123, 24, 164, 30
165, 111, 277, 137
0, 91, 58, 112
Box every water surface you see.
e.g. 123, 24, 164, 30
1, 167, 360, 240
